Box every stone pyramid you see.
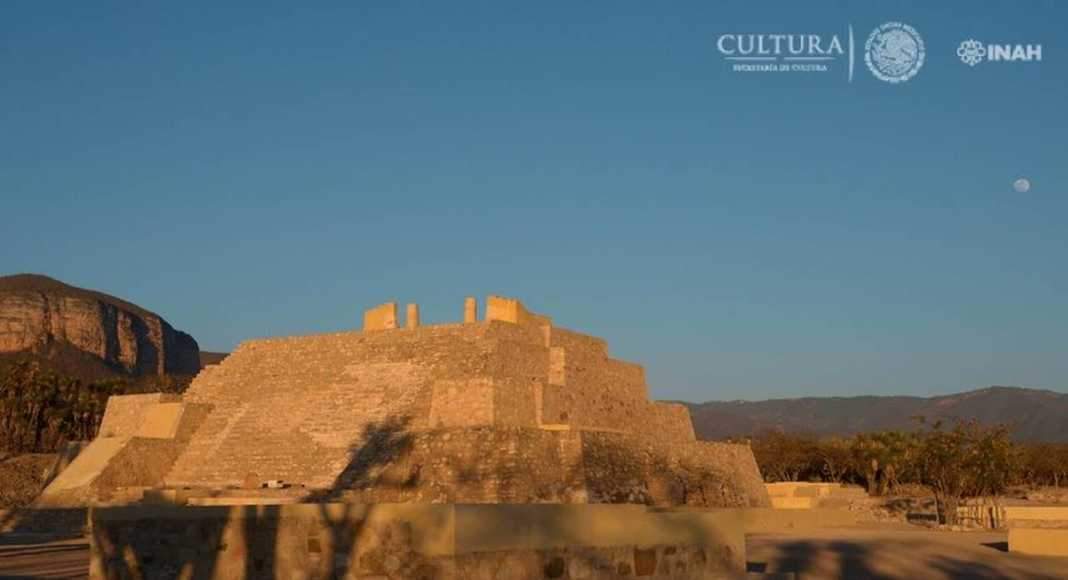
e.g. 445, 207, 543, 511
40, 296, 769, 508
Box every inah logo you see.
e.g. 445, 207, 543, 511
865, 22, 925, 83
957, 39, 1041, 66
958, 39, 985, 66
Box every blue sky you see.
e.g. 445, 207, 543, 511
2, 2, 1065, 401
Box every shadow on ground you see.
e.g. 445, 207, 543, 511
747, 532, 1068, 580
982, 540, 1009, 552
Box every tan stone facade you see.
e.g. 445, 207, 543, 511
41, 296, 769, 508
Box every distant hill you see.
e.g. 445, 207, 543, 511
683, 386, 1068, 443
0, 273, 201, 381
199, 351, 229, 367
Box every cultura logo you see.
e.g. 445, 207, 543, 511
714, 30, 855, 80
713, 21, 928, 85
865, 22, 925, 83
957, 39, 1042, 66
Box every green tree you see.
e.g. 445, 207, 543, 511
849, 431, 919, 495
752, 430, 820, 482
915, 418, 1016, 526
816, 437, 853, 483
1020, 443, 1068, 488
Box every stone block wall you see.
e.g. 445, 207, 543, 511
676, 442, 770, 508
331, 427, 586, 504
428, 379, 496, 428
580, 434, 770, 508
541, 333, 636, 428
641, 403, 697, 447
89, 503, 745, 580
168, 324, 500, 488
486, 332, 547, 428
1005, 506, 1068, 556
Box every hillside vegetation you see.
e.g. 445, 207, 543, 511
0, 359, 186, 454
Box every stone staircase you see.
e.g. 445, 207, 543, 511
765, 482, 868, 509
164, 334, 428, 489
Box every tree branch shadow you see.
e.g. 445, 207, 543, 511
82, 413, 758, 578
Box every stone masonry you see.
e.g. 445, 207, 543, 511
89, 504, 747, 580
40, 295, 770, 508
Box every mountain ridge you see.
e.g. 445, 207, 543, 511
681, 385, 1068, 442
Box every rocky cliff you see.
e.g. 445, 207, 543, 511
0, 274, 200, 377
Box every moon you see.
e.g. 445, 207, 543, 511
1013, 178, 1031, 193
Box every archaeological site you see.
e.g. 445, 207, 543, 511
35, 295, 772, 579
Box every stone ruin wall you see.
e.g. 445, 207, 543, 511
89, 503, 746, 580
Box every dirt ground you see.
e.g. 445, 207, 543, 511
748, 523, 1068, 579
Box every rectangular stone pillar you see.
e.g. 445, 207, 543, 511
406, 303, 420, 329
363, 302, 397, 331
464, 296, 478, 323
